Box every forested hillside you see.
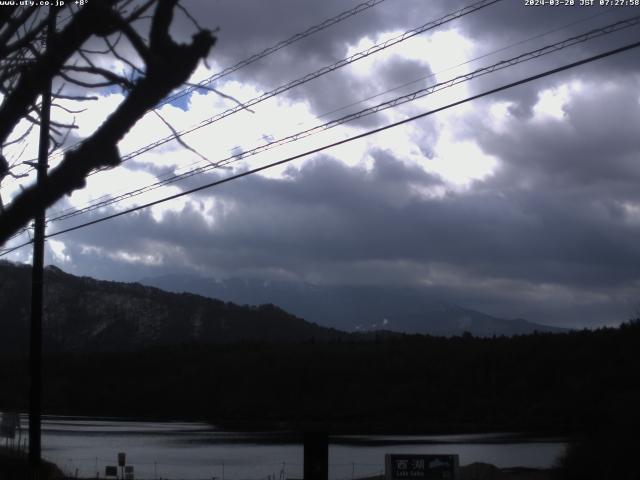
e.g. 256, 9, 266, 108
1, 322, 638, 433
0, 261, 344, 353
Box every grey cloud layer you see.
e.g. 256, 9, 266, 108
56, 68, 640, 324
176, 1, 638, 117
54, 142, 640, 325
37, 1, 640, 328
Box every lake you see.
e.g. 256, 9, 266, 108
9, 416, 567, 479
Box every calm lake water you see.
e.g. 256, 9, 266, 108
11, 416, 567, 479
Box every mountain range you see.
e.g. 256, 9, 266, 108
141, 273, 567, 337
0, 261, 565, 353
0, 261, 342, 353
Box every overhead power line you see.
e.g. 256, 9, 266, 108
6, 11, 638, 241
36, 0, 389, 166
21, 0, 503, 226
159, 0, 390, 107
314, 5, 619, 122
6, 9, 636, 242
2, 38, 638, 258
42, 14, 640, 225
116, 0, 502, 165
49, 4, 616, 226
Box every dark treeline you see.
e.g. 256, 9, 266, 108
1, 321, 639, 434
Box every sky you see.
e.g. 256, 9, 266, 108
2, 0, 640, 328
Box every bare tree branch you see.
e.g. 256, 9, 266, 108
0, 7, 39, 56
104, 34, 145, 76
0, 2, 123, 145
177, 2, 204, 32
61, 65, 135, 90
124, 0, 157, 23
2, 123, 34, 148
57, 70, 122, 89
116, 16, 152, 65
0, 1, 216, 244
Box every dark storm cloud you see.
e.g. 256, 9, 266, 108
58, 61, 640, 271
464, 74, 640, 189
377, 56, 433, 91
172, 0, 640, 122
51, 135, 640, 327
451, 3, 640, 116
179, 0, 445, 71
33, 0, 640, 328
265, 55, 435, 132
459, 0, 640, 64
58, 130, 640, 291
170, 0, 455, 117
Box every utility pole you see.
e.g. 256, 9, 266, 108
303, 431, 329, 480
29, 6, 55, 479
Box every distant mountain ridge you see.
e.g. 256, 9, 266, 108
0, 261, 344, 353
141, 273, 568, 337
0, 261, 565, 354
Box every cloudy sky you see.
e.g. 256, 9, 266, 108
3, 0, 640, 328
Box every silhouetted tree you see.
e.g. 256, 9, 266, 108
0, 0, 216, 244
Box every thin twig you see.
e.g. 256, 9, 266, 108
152, 110, 214, 165
177, 2, 203, 31
186, 82, 255, 113
51, 93, 98, 101
52, 103, 87, 114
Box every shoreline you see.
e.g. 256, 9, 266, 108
1, 450, 559, 480
2, 409, 575, 438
